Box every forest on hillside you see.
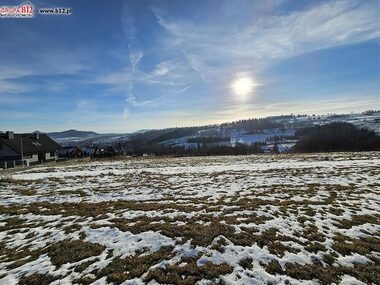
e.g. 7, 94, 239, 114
120, 121, 380, 156
294, 122, 380, 152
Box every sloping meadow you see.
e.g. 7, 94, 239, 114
0, 152, 379, 284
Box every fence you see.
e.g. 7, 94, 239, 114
0, 160, 25, 170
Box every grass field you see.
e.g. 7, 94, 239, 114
0, 152, 379, 285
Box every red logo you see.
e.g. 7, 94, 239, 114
0, 2, 35, 18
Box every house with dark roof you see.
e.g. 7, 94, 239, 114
82, 146, 99, 157
0, 131, 61, 167
58, 146, 84, 158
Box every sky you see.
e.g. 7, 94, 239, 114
0, 0, 379, 133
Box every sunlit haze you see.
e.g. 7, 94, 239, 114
232, 77, 258, 99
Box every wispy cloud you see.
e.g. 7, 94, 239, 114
122, 5, 144, 72
0, 94, 33, 105
182, 50, 210, 81
120, 3, 172, 117
176, 85, 192, 94
242, 0, 380, 59
122, 107, 130, 119
76, 100, 97, 113
0, 68, 34, 94
152, 0, 379, 65
93, 26, 196, 113
0, 33, 92, 96
0, 80, 33, 94
151, 59, 180, 77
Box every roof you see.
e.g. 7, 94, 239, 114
0, 133, 61, 155
82, 146, 97, 154
58, 146, 82, 156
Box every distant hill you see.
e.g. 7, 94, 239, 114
32, 110, 379, 150
45, 129, 102, 145
47, 129, 99, 139
133, 129, 152, 134
43, 129, 129, 146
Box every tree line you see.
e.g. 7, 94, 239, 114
124, 142, 264, 156
294, 122, 380, 152
120, 121, 380, 156
221, 118, 282, 134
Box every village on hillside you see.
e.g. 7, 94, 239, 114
1, 111, 379, 170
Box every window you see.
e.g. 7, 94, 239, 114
0, 142, 2, 150
50, 152, 55, 157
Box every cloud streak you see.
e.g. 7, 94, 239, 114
152, 0, 379, 65
122, 5, 144, 72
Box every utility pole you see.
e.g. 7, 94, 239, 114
20, 136, 24, 167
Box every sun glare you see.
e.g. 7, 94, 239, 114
232, 76, 257, 98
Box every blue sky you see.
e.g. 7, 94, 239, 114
0, 0, 379, 133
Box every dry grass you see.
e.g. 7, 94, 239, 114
96, 246, 175, 284
18, 273, 59, 285
145, 256, 233, 285
0, 152, 379, 284
14, 188, 37, 196
47, 240, 105, 267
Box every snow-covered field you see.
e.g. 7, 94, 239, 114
0, 153, 379, 285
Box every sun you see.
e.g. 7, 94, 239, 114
232, 77, 257, 97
